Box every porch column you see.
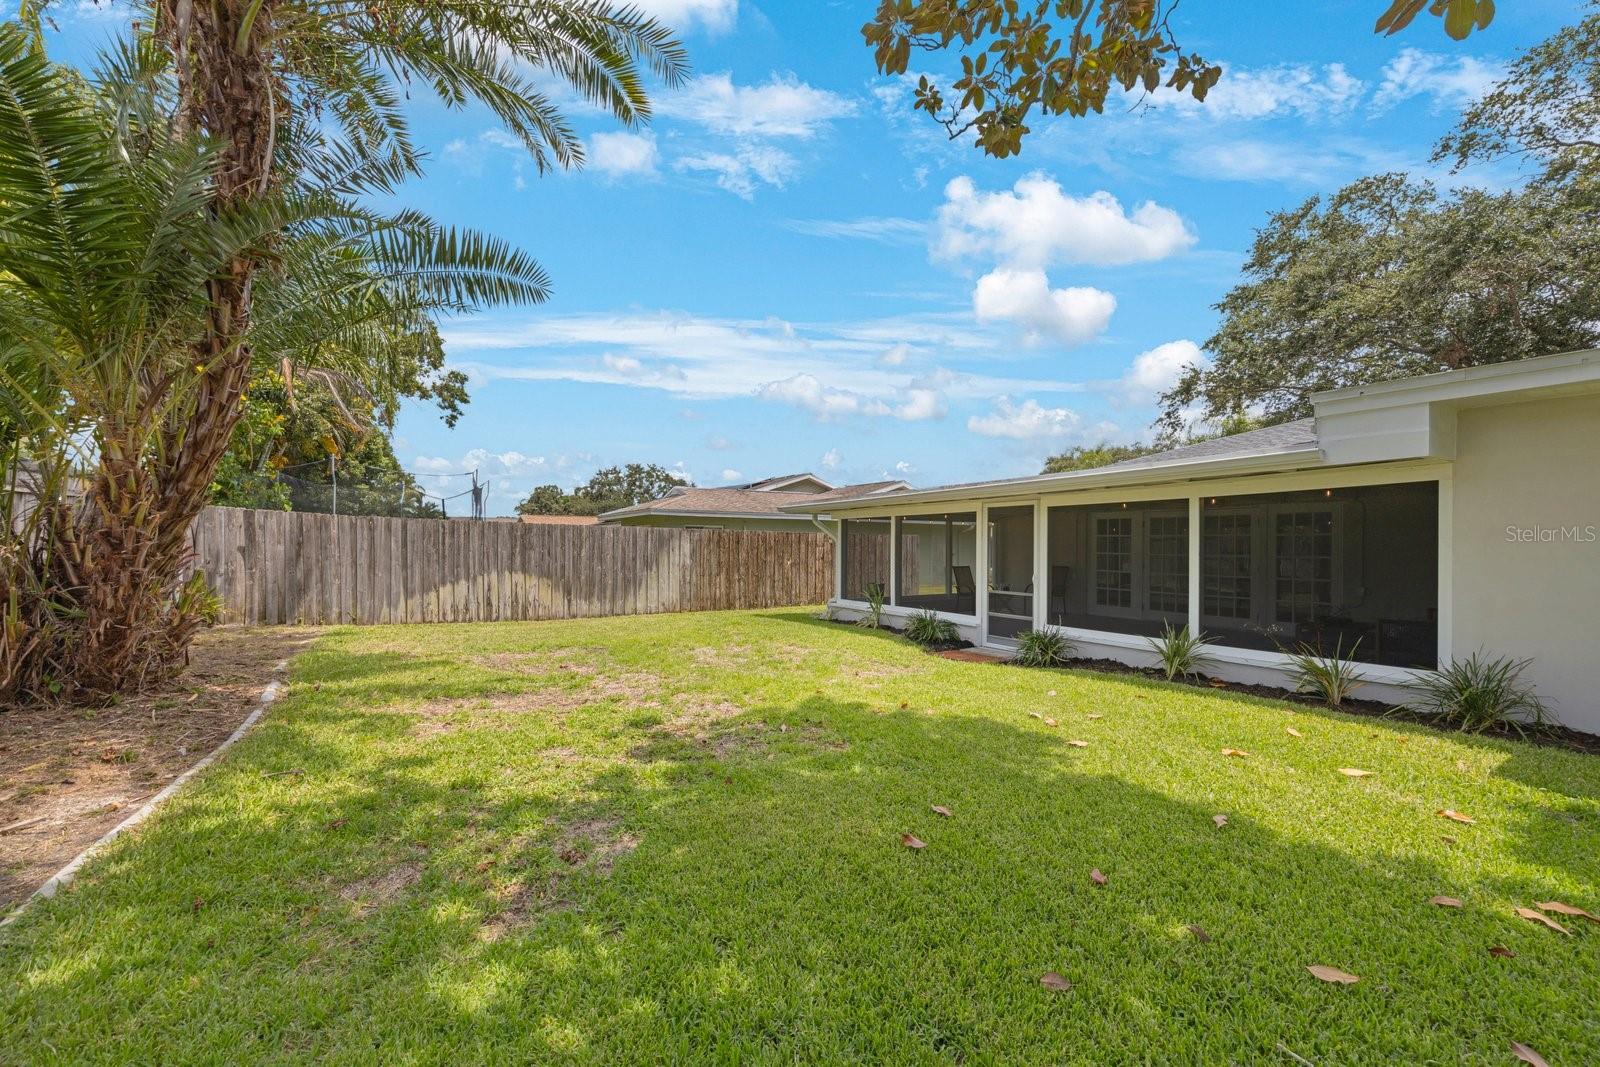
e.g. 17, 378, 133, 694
1187, 496, 1202, 635
1436, 471, 1453, 667
975, 503, 989, 638
1033, 499, 1049, 631
887, 516, 899, 607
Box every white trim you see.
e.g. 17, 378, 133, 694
831, 600, 979, 628
1436, 469, 1453, 666
1313, 348, 1600, 412
1186, 495, 1202, 636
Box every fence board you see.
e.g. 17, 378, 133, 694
189, 507, 832, 625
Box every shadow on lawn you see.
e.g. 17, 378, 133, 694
4, 664, 1599, 1063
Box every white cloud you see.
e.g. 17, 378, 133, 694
1373, 48, 1502, 113
628, 0, 738, 34
757, 373, 946, 422
1156, 63, 1365, 121
720, 468, 743, 482
586, 131, 659, 178
706, 435, 732, 451
785, 217, 926, 242
972, 269, 1115, 346
894, 460, 917, 476
820, 448, 842, 471
936, 174, 1195, 269
1119, 340, 1208, 404
967, 398, 1086, 440
662, 73, 858, 138
675, 144, 797, 199
878, 343, 911, 367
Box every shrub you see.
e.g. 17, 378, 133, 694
1014, 628, 1075, 668
904, 610, 959, 646
1410, 652, 1548, 735
1145, 622, 1215, 681
855, 584, 886, 629
1288, 639, 1365, 707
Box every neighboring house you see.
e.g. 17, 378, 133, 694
783, 350, 1600, 733
599, 473, 910, 532
516, 514, 600, 526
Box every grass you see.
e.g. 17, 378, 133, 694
2, 609, 1598, 1064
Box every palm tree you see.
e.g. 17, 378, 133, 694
3, 3, 684, 699
0, 21, 580, 699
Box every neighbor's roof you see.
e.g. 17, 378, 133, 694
600, 479, 909, 522
732, 472, 836, 492
517, 514, 600, 526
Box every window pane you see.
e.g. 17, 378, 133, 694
895, 512, 977, 615
1045, 500, 1188, 637
1201, 482, 1438, 668
841, 518, 890, 602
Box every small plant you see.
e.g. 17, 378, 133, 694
855, 584, 886, 629
1013, 628, 1075, 668
1410, 652, 1548, 735
904, 609, 959, 647
1145, 622, 1215, 681
1289, 638, 1365, 708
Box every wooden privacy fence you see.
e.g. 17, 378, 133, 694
189, 507, 834, 625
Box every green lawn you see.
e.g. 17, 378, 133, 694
4, 610, 1598, 1064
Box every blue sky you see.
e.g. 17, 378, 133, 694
44, 0, 1577, 512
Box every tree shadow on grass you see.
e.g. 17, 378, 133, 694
3, 672, 1598, 1065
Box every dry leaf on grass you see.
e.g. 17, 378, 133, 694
931, 804, 953, 818
1066, 739, 1089, 748
901, 834, 927, 850
1047, 690, 1058, 697
1306, 965, 1360, 984
1437, 809, 1476, 825
1087, 713, 1103, 720
1221, 748, 1250, 758
1212, 814, 1228, 828
1537, 900, 1600, 923
1440, 835, 1457, 845
1186, 924, 1212, 943
1429, 895, 1463, 908
1516, 907, 1570, 934
1510, 1041, 1550, 1067
1040, 971, 1071, 992
1338, 768, 1374, 778
1285, 727, 1304, 738
1489, 944, 1517, 958
1044, 718, 1059, 728
1089, 868, 1108, 886
1028, 712, 1043, 720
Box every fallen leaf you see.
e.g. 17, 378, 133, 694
1510, 1041, 1550, 1067
1208, 679, 1227, 688
1040, 971, 1071, 992
325, 818, 348, 831
1516, 906, 1571, 934
1213, 814, 1228, 828
1047, 690, 1058, 697
1090, 868, 1107, 886
1440, 835, 1457, 845
1429, 895, 1463, 908
1438, 809, 1476, 825
1186, 924, 1212, 943
1488, 944, 1517, 958
1306, 965, 1360, 984
899, 702, 909, 710
1087, 713, 1103, 720
1285, 726, 1304, 738
931, 804, 953, 818
1044, 718, 1059, 728
1221, 748, 1250, 758
1028, 712, 1043, 720
1338, 768, 1374, 778
901, 834, 927, 850
1066, 739, 1088, 747
778, 724, 788, 733
1537, 900, 1600, 923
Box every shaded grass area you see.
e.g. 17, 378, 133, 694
2, 609, 1598, 1063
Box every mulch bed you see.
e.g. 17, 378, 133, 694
0, 626, 319, 910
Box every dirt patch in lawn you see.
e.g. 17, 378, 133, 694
470, 649, 608, 676
478, 816, 639, 942
0, 626, 318, 910
339, 860, 423, 916
405, 671, 665, 736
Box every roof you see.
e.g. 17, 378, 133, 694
731, 472, 836, 492
599, 479, 910, 522
780, 348, 1600, 515
517, 514, 600, 526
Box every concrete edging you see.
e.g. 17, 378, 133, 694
0, 659, 292, 927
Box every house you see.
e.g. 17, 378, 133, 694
782, 350, 1600, 733
598, 472, 910, 532
516, 514, 600, 526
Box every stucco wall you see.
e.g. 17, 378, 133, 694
1451, 394, 1600, 733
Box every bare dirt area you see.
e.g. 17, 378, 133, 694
0, 626, 319, 909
